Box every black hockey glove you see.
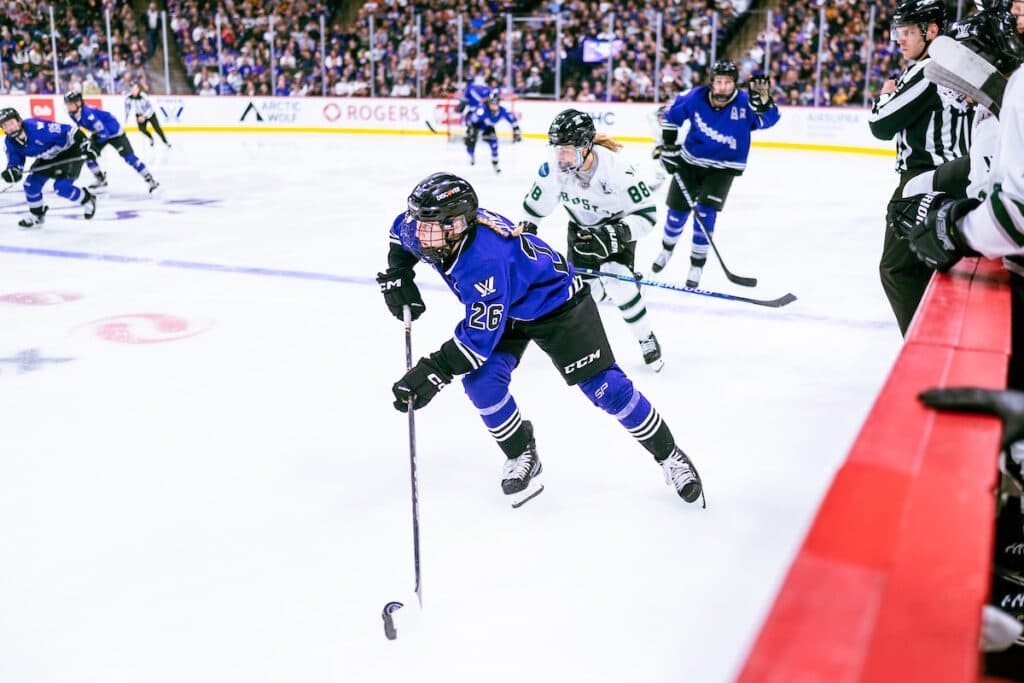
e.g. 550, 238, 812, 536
919, 387, 1024, 452
516, 220, 538, 236
887, 192, 980, 271
377, 267, 425, 322
77, 133, 97, 161
659, 144, 681, 176
1, 166, 22, 183
572, 221, 629, 265
651, 144, 663, 160
747, 75, 774, 113
392, 356, 453, 412
512, 127, 522, 143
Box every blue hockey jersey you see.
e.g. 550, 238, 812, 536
466, 104, 518, 131
663, 86, 780, 173
70, 104, 123, 142
3, 118, 77, 170
462, 82, 492, 111
389, 207, 583, 370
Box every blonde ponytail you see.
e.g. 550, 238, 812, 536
593, 133, 623, 152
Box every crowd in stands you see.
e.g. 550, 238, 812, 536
165, 0, 333, 96
0, 0, 974, 107
0, 0, 154, 96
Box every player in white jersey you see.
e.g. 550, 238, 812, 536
518, 109, 664, 371
124, 82, 170, 148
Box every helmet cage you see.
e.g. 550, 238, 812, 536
402, 173, 478, 264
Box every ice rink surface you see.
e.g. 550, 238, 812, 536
0, 130, 902, 683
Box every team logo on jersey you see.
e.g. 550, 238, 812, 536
473, 276, 496, 297
539, 162, 550, 177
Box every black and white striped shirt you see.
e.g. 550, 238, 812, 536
124, 93, 155, 119
869, 58, 974, 174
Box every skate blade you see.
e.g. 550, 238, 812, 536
510, 479, 545, 509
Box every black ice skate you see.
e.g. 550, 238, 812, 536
502, 421, 544, 507
81, 189, 96, 219
88, 171, 108, 190
18, 205, 47, 229
492, 159, 501, 174
640, 332, 664, 373
144, 173, 160, 193
660, 448, 704, 506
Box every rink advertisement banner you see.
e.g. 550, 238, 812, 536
0, 95, 893, 155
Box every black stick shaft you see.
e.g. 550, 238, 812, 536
402, 305, 422, 607
673, 172, 757, 287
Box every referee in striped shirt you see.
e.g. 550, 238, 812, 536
869, 0, 974, 335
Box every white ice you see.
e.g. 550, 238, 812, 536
0, 131, 902, 683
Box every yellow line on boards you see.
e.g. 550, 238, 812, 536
145, 126, 897, 156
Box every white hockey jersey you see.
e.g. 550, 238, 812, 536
964, 107, 998, 201
521, 144, 658, 242
960, 68, 1024, 264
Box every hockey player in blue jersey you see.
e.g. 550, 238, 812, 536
0, 107, 98, 228
465, 92, 522, 174
376, 172, 705, 506
652, 61, 780, 287
64, 91, 159, 193
456, 76, 498, 116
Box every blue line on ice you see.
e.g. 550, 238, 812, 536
0, 244, 895, 331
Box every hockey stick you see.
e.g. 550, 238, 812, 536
576, 267, 797, 308
673, 172, 758, 287
28, 154, 90, 175
425, 120, 442, 135
0, 154, 89, 194
382, 305, 423, 641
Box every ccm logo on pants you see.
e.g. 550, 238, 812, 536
564, 350, 601, 374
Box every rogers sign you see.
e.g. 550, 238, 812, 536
322, 102, 423, 124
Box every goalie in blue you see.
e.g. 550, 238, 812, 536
376, 172, 706, 506
464, 92, 522, 174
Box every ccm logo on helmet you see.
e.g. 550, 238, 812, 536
564, 349, 601, 374
437, 187, 461, 200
